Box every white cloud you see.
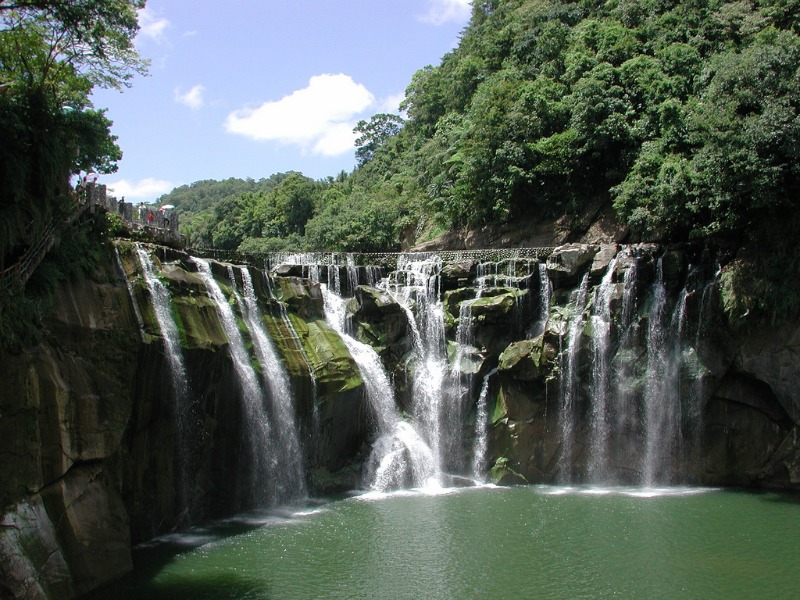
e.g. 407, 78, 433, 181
224, 73, 375, 156
106, 178, 177, 201
137, 7, 170, 42
420, 0, 472, 25
380, 92, 406, 115
174, 84, 205, 109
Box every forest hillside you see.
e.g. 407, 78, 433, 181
159, 0, 800, 326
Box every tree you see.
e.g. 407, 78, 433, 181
0, 0, 148, 259
0, 0, 148, 99
354, 113, 404, 166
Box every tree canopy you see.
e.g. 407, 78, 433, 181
1, 0, 147, 262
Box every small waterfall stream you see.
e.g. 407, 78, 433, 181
471, 368, 497, 482
587, 258, 617, 480
136, 245, 195, 517
556, 273, 590, 482
321, 284, 435, 491
235, 266, 307, 501
192, 258, 277, 507
642, 259, 682, 485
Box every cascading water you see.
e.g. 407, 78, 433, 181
556, 273, 590, 482
642, 258, 683, 485
612, 252, 640, 451
471, 368, 497, 482
236, 266, 307, 501
192, 258, 277, 507
530, 262, 552, 337
684, 264, 720, 462
384, 254, 453, 481
135, 245, 195, 516
587, 258, 617, 480
117, 247, 146, 340
137, 246, 189, 402
321, 284, 435, 491
157, 245, 722, 505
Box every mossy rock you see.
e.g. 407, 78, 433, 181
488, 457, 528, 486
171, 295, 229, 349
353, 285, 402, 315
290, 316, 363, 394
274, 277, 324, 318
471, 289, 526, 319
443, 287, 475, 320
440, 260, 476, 291
161, 264, 208, 296
498, 337, 551, 381
447, 340, 484, 375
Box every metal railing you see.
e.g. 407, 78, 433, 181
185, 247, 557, 271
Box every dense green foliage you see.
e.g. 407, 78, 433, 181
2, 0, 798, 338
179, 0, 798, 257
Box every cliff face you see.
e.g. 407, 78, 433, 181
0, 244, 370, 599
0, 275, 136, 599
1, 240, 798, 599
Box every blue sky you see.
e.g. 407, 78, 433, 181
91, 0, 471, 203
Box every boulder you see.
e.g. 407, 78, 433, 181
589, 243, 619, 281
440, 260, 476, 291
272, 264, 305, 278
498, 337, 553, 381
350, 286, 412, 370
546, 244, 598, 287
273, 276, 324, 318
471, 289, 526, 321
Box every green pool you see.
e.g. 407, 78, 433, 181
93, 485, 800, 599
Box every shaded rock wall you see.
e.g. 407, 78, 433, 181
0, 273, 137, 599
0, 243, 371, 599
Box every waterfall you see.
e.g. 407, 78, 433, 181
263, 270, 322, 454
642, 258, 684, 486
321, 284, 435, 491
612, 252, 640, 451
384, 254, 453, 481
116, 247, 146, 340
587, 258, 618, 480
137, 246, 189, 400
471, 368, 497, 482
237, 266, 307, 501
254, 247, 720, 493
685, 265, 720, 465
135, 245, 195, 517
556, 273, 590, 482
530, 262, 552, 337
192, 258, 276, 507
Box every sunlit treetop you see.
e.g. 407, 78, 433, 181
0, 0, 149, 102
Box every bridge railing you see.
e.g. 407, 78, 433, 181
1, 183, 183, 295
186, 247, 556, 271
0, 192, 94, 295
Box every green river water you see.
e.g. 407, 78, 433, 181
95, 485, 800, 599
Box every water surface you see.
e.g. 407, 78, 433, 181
95, 486, 800, 599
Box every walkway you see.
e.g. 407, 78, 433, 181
0, 183, 182, 295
